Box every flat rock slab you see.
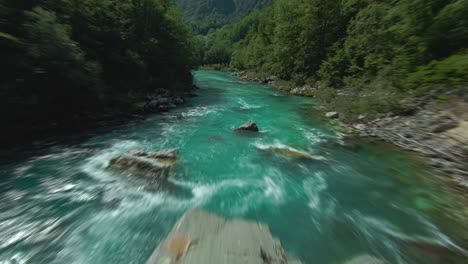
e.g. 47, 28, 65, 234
146, 209, 301, 264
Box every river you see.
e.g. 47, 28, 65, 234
0, 71, 467, 263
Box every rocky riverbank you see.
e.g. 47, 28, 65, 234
343, 99, 468, 186
233, 70, 316, 97
1, 85, 199, 147
233, 70, 468, 185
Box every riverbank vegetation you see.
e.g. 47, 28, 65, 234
0, 0, 194, 133
196, 0, 468, 118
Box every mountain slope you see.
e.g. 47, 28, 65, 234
175, 0, 271, 33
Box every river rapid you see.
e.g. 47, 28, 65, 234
0, 71, 467, 264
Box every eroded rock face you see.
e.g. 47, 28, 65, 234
146, 209, 301, 264
234, 121, 259, 132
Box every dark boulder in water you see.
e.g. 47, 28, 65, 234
109, 154, 171, 182
234, 121, 259, 132
129, 149, 179, 165
109, 149, 179, 183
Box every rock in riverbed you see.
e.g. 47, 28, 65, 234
109, 149, 179, 183
234, 121, 259, 132
146, 209, 301, 264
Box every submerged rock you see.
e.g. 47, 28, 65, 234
234, 121, 259, 132
146, 209, 301, 264
256, 143, 319, 160
343, 255, 385, 264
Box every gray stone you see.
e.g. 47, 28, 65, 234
234, 121, 259, 132
326, 112, 339, 119
146, 209, 301, 264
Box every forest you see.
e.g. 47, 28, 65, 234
0, 0, 194, 133
197, 0, 468, 116
175, 0, 271, 34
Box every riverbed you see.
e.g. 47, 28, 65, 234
0, 71, 466, 263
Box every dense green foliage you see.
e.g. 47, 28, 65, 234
199, 0, 468, 115
174, 0, 270, 34
0, 0, 194, 126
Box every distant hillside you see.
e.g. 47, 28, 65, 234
174, 0, 271, 34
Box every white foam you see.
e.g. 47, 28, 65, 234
303, 172, 328, 210
181, 105, 218, 117
81, 140, 142, 181
264, 176, 284, 202
237, 98, 261, 109
253, 140, 325, 160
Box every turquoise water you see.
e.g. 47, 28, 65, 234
0, 71, 467, 263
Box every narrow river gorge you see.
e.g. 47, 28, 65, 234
0, 71, 467, 264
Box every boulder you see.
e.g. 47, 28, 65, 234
109, 154, 170, 182
109, 149, 179, 182
326, 112, 339, 119
146, 209, 301, 264
234, 121, 259, 132
129, 149, 179, 166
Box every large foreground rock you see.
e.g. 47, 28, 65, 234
234, 121, 259, 132
146, 209, 301, 264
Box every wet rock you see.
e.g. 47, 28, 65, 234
146, 209, 301, 264
344, 254, 385, 264
326, 112, 339, 119
234, 121, 259, 132
109, 154, 170, 182
129, 149, 179, 166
